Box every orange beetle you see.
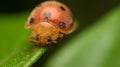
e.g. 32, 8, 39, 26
25, 1, 75, 46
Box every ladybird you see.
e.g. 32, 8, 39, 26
25, 1, 75, 46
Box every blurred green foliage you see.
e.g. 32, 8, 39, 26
43, 6, 120, 67
0, 12, 47, 67
0, 0, 120, 67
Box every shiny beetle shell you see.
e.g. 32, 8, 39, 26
25, 1, 75, 46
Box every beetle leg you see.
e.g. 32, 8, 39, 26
29, 36, 34, 42
29, 35, 40, 45
52, 40, 57, 44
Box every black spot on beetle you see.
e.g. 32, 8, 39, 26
29, 18, 34, 24
59, 21, 66, 29
60, 6, 65, 11
43, 13, 51, 19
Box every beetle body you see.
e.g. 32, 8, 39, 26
26, 1, 75, 46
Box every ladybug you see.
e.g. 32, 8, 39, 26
25, 1, 75, 46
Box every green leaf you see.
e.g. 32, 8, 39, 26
0, 12, 47, 67
43, 6, 120, 67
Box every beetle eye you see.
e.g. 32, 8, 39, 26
29, 18, 34, 24
59, 21, 66, 29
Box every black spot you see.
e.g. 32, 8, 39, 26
43, 13, 51, 19
29, 18, 34, 24
59, 21, 66, 29
60, 6, 65, 11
